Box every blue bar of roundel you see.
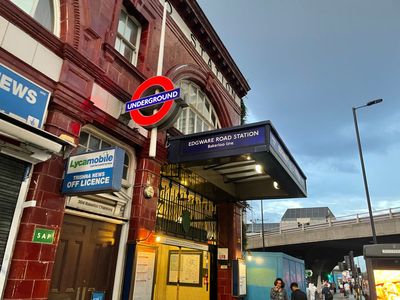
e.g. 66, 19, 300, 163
125, 88, 180, 112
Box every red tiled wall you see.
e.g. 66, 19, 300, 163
217, 203, 243, 300
4, 158, 67, 299
128, 150, 163, 242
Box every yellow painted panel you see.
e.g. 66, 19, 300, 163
153, 244, 210, 300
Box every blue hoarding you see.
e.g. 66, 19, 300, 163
0, 63, 51, 128
61, 147, 125, 195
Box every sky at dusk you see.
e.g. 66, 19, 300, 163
198, 0, 400, 223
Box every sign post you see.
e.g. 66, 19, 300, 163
150, 0, 168, 158
126, 1, 183, 158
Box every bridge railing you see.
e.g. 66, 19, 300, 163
246, 207, 400, 238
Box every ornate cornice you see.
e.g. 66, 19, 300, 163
168, 0, 250, 98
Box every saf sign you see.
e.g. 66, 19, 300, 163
126, 76, 183, 129
32, 228, 55, 244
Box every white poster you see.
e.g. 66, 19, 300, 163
132, 251, 156, 300
239, 259, 247, 295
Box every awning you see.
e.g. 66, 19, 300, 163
0, 112, 75, 163
168, 121, 307, 201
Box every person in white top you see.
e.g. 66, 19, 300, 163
307, 283, 317, 300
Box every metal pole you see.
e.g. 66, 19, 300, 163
260, 199, 265, 251
352, 107, 378, 244
149, 0, 168, 157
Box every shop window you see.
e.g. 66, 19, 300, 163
77, 131, 130, 181
175, 81, 221, 134
11, 0, 60, 36
115, 7, 141, 65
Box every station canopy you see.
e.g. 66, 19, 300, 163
168, 121, 307, 202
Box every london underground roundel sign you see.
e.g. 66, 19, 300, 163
126, 76, 182, 129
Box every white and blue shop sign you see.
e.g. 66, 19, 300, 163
0, 63, 51, 128
61, 147, 125, 195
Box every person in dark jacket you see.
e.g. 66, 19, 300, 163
290, 282, 307, 300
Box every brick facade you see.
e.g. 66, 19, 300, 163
0, 0, 249, 299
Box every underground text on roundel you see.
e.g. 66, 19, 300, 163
125, 88, 180, 112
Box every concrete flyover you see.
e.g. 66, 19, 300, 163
246, 208, 400, 282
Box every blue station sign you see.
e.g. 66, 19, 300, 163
180, 126, 266, 155
0, 63, 51, 128
61, 147, 125, 195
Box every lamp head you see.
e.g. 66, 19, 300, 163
366, 99, 383, 106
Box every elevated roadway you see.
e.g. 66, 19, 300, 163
246, 208, 400, 281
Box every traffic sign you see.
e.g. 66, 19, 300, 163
128, 76, 182, 129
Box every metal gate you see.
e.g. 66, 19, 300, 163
157, 165, 217, 243
0, 154, 28, 268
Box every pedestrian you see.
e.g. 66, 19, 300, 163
271, 278, 288, 300
307, 282, 317, 300
344, 282, 350, 298
290, 282, 307, 300
362, 279, 370, 300
331, 282, 336, 294
322, 281, 333, 300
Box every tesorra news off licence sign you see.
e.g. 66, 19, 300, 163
61, 147, 125, 195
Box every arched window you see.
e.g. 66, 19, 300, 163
11, 0, 60, 36
175, 80, 221, 134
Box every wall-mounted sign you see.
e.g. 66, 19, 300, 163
32, 228, 55, 244
0, 63, 51, 128
132, 249, 156, 300
217, 248, 229, 260
61, 147, 125, 195
127, 76, 182, 129
232, 259, 247, 297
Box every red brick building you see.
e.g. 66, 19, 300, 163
0, 1, 306, 299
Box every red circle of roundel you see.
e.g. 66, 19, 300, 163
130, 76, 175, 127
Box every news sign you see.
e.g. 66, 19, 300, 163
0, 63, 51, 128
61, 147, 125, 195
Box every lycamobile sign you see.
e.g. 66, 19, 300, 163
61, 148, 125, 195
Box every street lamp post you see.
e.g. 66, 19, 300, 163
260, 199, 265, 251
352, 98, 383, 244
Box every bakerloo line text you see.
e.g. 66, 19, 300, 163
187, 130, 260, 147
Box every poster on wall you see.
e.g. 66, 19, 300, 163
238, 259, 247, 295
167, 251, 202, 286
132, 249, 156, 300
232, 259, 247, 297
